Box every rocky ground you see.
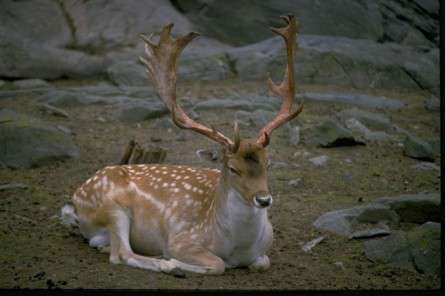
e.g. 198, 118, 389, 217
0, 78, 440, 289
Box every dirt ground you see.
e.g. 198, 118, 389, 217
0, 80, 441, 290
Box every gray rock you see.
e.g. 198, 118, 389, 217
229, 33, 438, 95
175, 0, 384, 45
37, 103, 70, 118
337, 108, 394, 132
356, 204, 399, 225
234, 109, 274, 127
178, 52, 234, 81
63, 0, 192, 52
268, 161, 289, 170
0, 109, 79, 169
364, 231, 414, 271
380, 1, 438, 47
0, 80, 5, 89
288, 126, 301, 146
344, 117, 391, 142
300, 92, 406, 110
403, 134, 436, 161
424, 96, 440, 112
308, 119, 365, 147
288, 178, 303, 188
12, 79, 50, 89
406, 222, 440, 274
0, 183, 29, 191
0, 0, 71, 48
313, 203, 399, 237
349, 225, 391, 239
194, 95, 280, 113
107, 61, 148, 87
301, 235, 326, 253
412, 162, 440, 172
308, 155, 329, 167
116, 100, 168, 123
37, 90, 127, 107
150, 117, 176, 129
0, 32, 106, 79
333, 261, 345, 270
375, 192, 440, 224
313, 206, 364, 237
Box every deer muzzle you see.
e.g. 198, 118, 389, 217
253, 194, 273, 208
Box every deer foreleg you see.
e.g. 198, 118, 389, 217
248, 255, 270, 272
167, 240, 226, 275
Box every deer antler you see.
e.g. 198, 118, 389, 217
139, 24, 238, 151
256, 15, 304, 147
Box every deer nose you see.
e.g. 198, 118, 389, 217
254, 194, 273, 208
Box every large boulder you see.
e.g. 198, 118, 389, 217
364, 222, 441, 274
174, 0, 438, 47
375, 193, 440, 223
313, 204, 399, 237
403, 134, 437, 161
0, 0, 71, 48
229, 34, 439, 95
363, 231, 414, 271
307, 119, 365, 147
0, 32, 107, 79
0, 109, 79, 169
406, 222, 441, 274
62, 0, 193, 52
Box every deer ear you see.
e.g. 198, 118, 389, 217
196, 149, 219, 162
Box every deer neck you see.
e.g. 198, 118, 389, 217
212, 171, 268, 243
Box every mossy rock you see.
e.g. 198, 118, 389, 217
406, 222, 441, 275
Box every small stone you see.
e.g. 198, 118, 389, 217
0, 183, 29, 191
97, 116, 106, 123
37, 103, 70, 118
55, 125, 73, 136
269, 161, 289, 169
308, 155, 329, 166
333, 261, 345, 270
403, 134, 435, 161
412, 162, 440, 171
169, 268, 186, 278
302, 235, 326, 253
342, 173, 353, 182
289, 126, 300, 146
12, 79, 49, 89
150, 136, 162, 142
288, 178, 304, 188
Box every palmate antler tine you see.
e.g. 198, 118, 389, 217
256, 14, 304, 147
140, 24, 237, 151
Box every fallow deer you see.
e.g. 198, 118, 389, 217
62, 15, 303, 275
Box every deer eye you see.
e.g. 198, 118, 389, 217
244, 153, 258, 163
229, 166, 240, 176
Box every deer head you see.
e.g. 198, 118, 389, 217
139, 15, 303, 210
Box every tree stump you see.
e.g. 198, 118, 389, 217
119, 140, 167, 165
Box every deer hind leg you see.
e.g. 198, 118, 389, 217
107, 207, 175, 273
167, 239, 225, 275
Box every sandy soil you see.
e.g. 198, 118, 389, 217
0, 80, 440, 290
